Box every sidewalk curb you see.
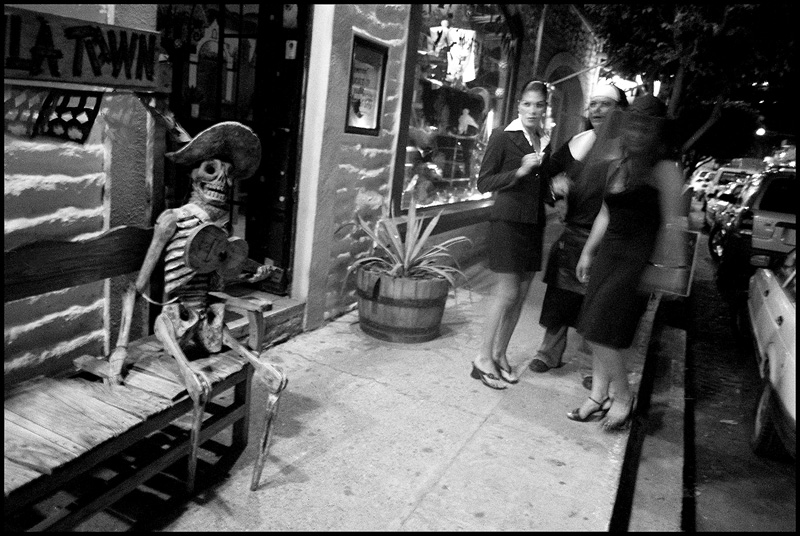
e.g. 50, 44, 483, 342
620, 296, 687, 531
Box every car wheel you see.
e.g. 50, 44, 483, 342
750, 380, 789, 459
708, 226, 725, 261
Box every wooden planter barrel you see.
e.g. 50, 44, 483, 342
355, 267, 450, 343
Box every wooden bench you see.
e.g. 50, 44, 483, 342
4, 225, 266, 531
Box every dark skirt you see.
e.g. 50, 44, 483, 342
487, 220, 544, 273
576, 244, 650, 349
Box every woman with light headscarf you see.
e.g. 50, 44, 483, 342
530, 83, 628, 375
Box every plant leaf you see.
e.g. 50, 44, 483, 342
404, 201, 421, 269
380, 218, 407, 271
358, 215, 402, 266
408, 210, 442, 262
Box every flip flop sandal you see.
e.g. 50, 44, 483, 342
497, 364, 519, 384
470, 363, 507, 390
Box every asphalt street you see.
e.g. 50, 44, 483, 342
685, 199, 796, 532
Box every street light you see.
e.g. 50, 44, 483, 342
756, 127, 766, 136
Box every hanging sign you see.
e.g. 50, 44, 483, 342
4, 6, 160, 90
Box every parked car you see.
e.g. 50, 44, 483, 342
705, 180, 746, 230
715, 167, 796, 292
702, 167, 753, 210
707, 193, 743, 262
747, 248, 796, 459
690, 168, 714, 200
707, 175, 761, 261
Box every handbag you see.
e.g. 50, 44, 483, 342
639, 225, 700, 297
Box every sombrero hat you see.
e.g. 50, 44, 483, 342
166, 121, 261, 181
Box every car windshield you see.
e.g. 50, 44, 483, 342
760, 176, 796, 213
741, 176, 763, 204
719, 171, 749, 185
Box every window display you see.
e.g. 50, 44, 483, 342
401, 5, 515, 211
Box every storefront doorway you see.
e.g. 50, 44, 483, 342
157, 4, 309, 295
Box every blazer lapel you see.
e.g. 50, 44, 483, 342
509, 131, 534, 155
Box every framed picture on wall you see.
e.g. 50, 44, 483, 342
345, 35, 388, 136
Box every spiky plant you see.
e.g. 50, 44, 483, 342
347, 200, 472, 288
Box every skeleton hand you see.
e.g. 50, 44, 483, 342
107, 346, 128, 385
239, 264, 279, 284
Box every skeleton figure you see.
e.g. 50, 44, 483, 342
82, 122, 287, 492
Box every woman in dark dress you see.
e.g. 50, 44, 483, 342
569, 95, 686, 430
470, 80, 551, 390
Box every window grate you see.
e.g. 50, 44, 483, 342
35, 90, 103, 144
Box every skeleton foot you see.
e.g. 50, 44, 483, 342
155, 315, 212, 493
250, 391, 281, 491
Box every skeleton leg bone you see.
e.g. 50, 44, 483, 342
222, 326, 287, 490
154, 314, 211, 494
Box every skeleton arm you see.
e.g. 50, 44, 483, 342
107, 210, 178, 383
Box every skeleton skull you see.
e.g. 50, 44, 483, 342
191, 159, 232, 207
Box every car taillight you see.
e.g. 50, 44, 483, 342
738, 208, 753, 236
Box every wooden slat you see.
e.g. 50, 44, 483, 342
4, 458, 43, 497
4, 419, 77, 474
5, 387, 120, 450
38, 377, 172, 421
188, 351, 247, 385
4, 409, 88, 457
132, 348, 246, 388
4, 225, 153, 302
122, 367, 186, 401
34, 378, 145, 432
131, 352, 184, 383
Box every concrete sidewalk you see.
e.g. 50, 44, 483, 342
142, 262, 679, 532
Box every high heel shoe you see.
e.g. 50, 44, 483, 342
566, 396, 611, 422
601, 396, 636, 431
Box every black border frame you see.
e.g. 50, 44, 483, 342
344, 34, 388, 136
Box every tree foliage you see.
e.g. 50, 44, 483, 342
581, 4, 796, 175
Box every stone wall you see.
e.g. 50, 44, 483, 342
4, 5, 156, 386
302, 5, 413, 328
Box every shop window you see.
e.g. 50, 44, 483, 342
158, 4, 259, 240
400, 4, 516, 211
